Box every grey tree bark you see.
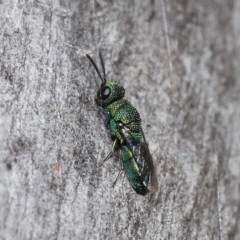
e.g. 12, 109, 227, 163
1, 0, 240, 239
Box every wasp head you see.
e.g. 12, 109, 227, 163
96, 82, 125, 107
86, 52, 125, 108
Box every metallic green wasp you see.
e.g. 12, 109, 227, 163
86, 52, 157, 195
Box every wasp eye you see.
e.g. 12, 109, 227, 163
103, 87, 110, 96
118, 122, 124, 128
98, 86, 111, 100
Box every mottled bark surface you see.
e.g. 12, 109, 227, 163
0, 0, 240, 239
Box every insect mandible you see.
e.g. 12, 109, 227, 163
86, 51, 157, 195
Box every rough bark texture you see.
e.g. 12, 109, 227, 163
1, 0, 240, 239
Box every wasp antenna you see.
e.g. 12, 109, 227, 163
86, 54, 104, 83
99, 50, 106, 84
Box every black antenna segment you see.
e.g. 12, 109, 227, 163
86, 51, 106, 84
99, 50, 106, 84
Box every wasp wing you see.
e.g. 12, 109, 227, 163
120, 124, 158, 193
139, 130, 158, 193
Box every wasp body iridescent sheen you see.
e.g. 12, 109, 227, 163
86, 52, 157, 195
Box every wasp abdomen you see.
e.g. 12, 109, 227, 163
121, 145, 149, 195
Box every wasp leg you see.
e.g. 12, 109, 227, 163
80, 95, 97, 112
84, 99, 110, 124
112, 149, 125, 187
100, 139, 118, 166
97, 106, 108, 114
112, 168, 123, 187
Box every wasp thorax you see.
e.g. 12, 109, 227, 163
96, 82, 125, 107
